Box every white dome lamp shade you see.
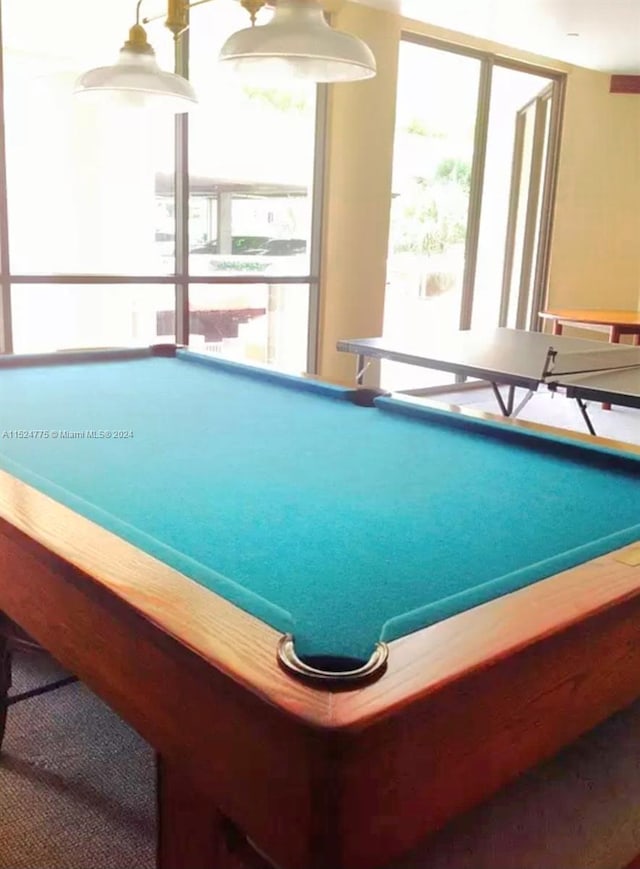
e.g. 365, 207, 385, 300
218, 0, 377, 83
74, 23, 198, 114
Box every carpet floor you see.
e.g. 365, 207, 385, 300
6, 651, 640, 869
0, 650, 155, 869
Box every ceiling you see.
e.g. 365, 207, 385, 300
352, 0, 640, 73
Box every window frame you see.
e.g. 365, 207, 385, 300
0, 0, 327, 373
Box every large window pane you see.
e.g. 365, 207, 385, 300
11, 285, 175, 352
384, 41, 479, 390
471, 68, 554, 331
186, 283, 309, 372
2, 0, 175, 275
1, 0, 318, 368
186, 0, 315, 280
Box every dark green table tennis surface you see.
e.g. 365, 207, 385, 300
0, 345, 639, 666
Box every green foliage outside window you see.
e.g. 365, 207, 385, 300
391, 118, 471, 259
392, 156, 471, 256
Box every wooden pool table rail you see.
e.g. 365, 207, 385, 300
1, 415, 640, 869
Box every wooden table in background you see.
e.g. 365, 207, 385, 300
539, 308, 640, 344
539, 308, 640, 409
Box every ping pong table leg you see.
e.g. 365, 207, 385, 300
490, 384, 535, 419
490, 383, 514, 416
575, 398, 597, 437
355, 354, 368, 386
511, 389, 536, 418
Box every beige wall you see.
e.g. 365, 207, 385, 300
318, 3, 400, 383
318, 3, 640, 381
549, 69, 640, 310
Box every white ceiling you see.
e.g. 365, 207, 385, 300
352, 0, 640, 73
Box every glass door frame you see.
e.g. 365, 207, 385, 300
499, 84, 557, 331
399, 33, 566, 384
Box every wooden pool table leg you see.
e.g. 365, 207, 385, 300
157, 756, 277, 869
157, 755, 228, 868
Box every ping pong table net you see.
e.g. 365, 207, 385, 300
542, 345, 640, 383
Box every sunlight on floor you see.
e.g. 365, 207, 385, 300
422, 386, 640, 446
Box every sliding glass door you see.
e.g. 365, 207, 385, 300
382, 37, 563, 391
383, 41, 480, 389
497, 84, 555, 332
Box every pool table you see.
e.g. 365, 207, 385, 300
1, 345, 640, 869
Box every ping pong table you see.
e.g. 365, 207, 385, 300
337, 328, 640, 436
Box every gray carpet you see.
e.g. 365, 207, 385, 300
5, 651, 640, 869
0, 651, 155, 869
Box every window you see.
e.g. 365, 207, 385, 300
3, 0, 175, 277
383, 35, 562, 391
0, 0, 322, 372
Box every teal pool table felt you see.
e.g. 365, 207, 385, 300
0, 348, 639, 663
